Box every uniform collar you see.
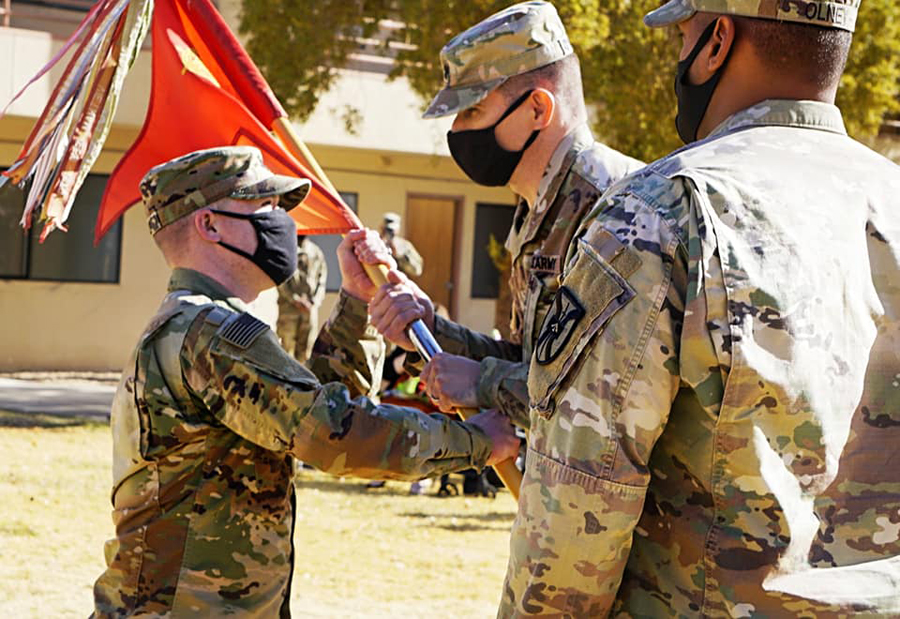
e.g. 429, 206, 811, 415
531, 123, 594, 216
167, 268, 250, 313
708, 99, 847, 139
506, 124, 593, 256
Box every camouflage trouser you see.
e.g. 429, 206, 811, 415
276, 309, 318, 364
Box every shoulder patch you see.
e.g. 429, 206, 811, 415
218, 312, 269, 349
535, 286, 586, 366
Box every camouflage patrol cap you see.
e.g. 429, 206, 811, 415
644, 0, 860, 32
140, 146, 311, 235
383, 212, 401, 231
422, 1, 574, 119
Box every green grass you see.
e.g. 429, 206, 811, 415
0, 411, 516, 618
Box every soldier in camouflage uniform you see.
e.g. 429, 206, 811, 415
381, 212, 424, 279
370, 1, 643, 428
90, 146, 519, 617
276, 236, 327, 363
497, 0, 900, 616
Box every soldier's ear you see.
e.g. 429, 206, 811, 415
706, 16, 736, 74
530, 89, 555, 130
193, 209, 222, 243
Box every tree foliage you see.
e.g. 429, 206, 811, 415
836, 0, 900, 137
239, 0, 390, 123
241, 0, 900, 162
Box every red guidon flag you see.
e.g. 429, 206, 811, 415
95, 0, 358, 243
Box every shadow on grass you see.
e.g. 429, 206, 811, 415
398, 510, 515, 533
0, 410, 109, 429
399, 510, 514, 523
430, 522, 511, 533
294, 480, 515, 520
293, 477, 412, 498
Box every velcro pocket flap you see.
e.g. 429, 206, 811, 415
528, 231, 641, 417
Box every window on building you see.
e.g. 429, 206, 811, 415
308, 191, 358, 293
0, 173, 123, 283
471, 202, 515, 299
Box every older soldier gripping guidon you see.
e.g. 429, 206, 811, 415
501, 0, 900, 616
90, 146, 519, 616
370, 1, 643, 426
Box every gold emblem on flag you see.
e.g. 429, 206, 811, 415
168, 30, 220, 87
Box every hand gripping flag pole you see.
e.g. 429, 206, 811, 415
407, 318, 524, 500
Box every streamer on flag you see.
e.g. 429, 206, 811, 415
0, 0, 152, 241
0, 0, 359, 244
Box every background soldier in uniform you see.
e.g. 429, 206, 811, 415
276, 235, 327, 363
381, 212, 423, 278
369, 1, 643, 429
488, 0, 899, 616
91, 146, 519, 616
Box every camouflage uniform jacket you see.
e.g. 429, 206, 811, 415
277, 237, 327, 317
501, 100, 900, 617
92, 268, 491, 617
431, 125, 642, 426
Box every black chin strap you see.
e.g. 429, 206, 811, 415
217, 241, 256, 261
210, 209, 257, 261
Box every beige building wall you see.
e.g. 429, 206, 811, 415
311, 146, 513, 326
1, 111, 167, 372
872, 134, 900, 164
0, 13, 515, 372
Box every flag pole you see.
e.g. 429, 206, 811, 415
271, 118, 338, 195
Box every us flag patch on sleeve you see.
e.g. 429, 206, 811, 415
218, 312, 268, 349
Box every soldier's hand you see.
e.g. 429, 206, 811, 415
420, 353, 480, 412
466, 409, 520, 466
338, 229, 398, 302
369, 271, 435, 351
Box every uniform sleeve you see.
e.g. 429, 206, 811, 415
309, 246, 327, 308
432, 313, 522, 362
501, 188, 688, 617
308, 290, 383, 398
401, 314, 524, 380
180, 306, 493, 481
476, 357, 530, 429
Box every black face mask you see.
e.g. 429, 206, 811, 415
674, 19, 731, 144
211, 208, 298, 285
447, 90, 540, 187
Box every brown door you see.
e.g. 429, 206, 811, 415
405, 195, 460, 317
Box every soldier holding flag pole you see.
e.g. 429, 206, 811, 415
88, 146, 519, 615
369, 1, 643, 433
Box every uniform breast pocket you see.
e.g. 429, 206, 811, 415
528, 233, 641, 417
